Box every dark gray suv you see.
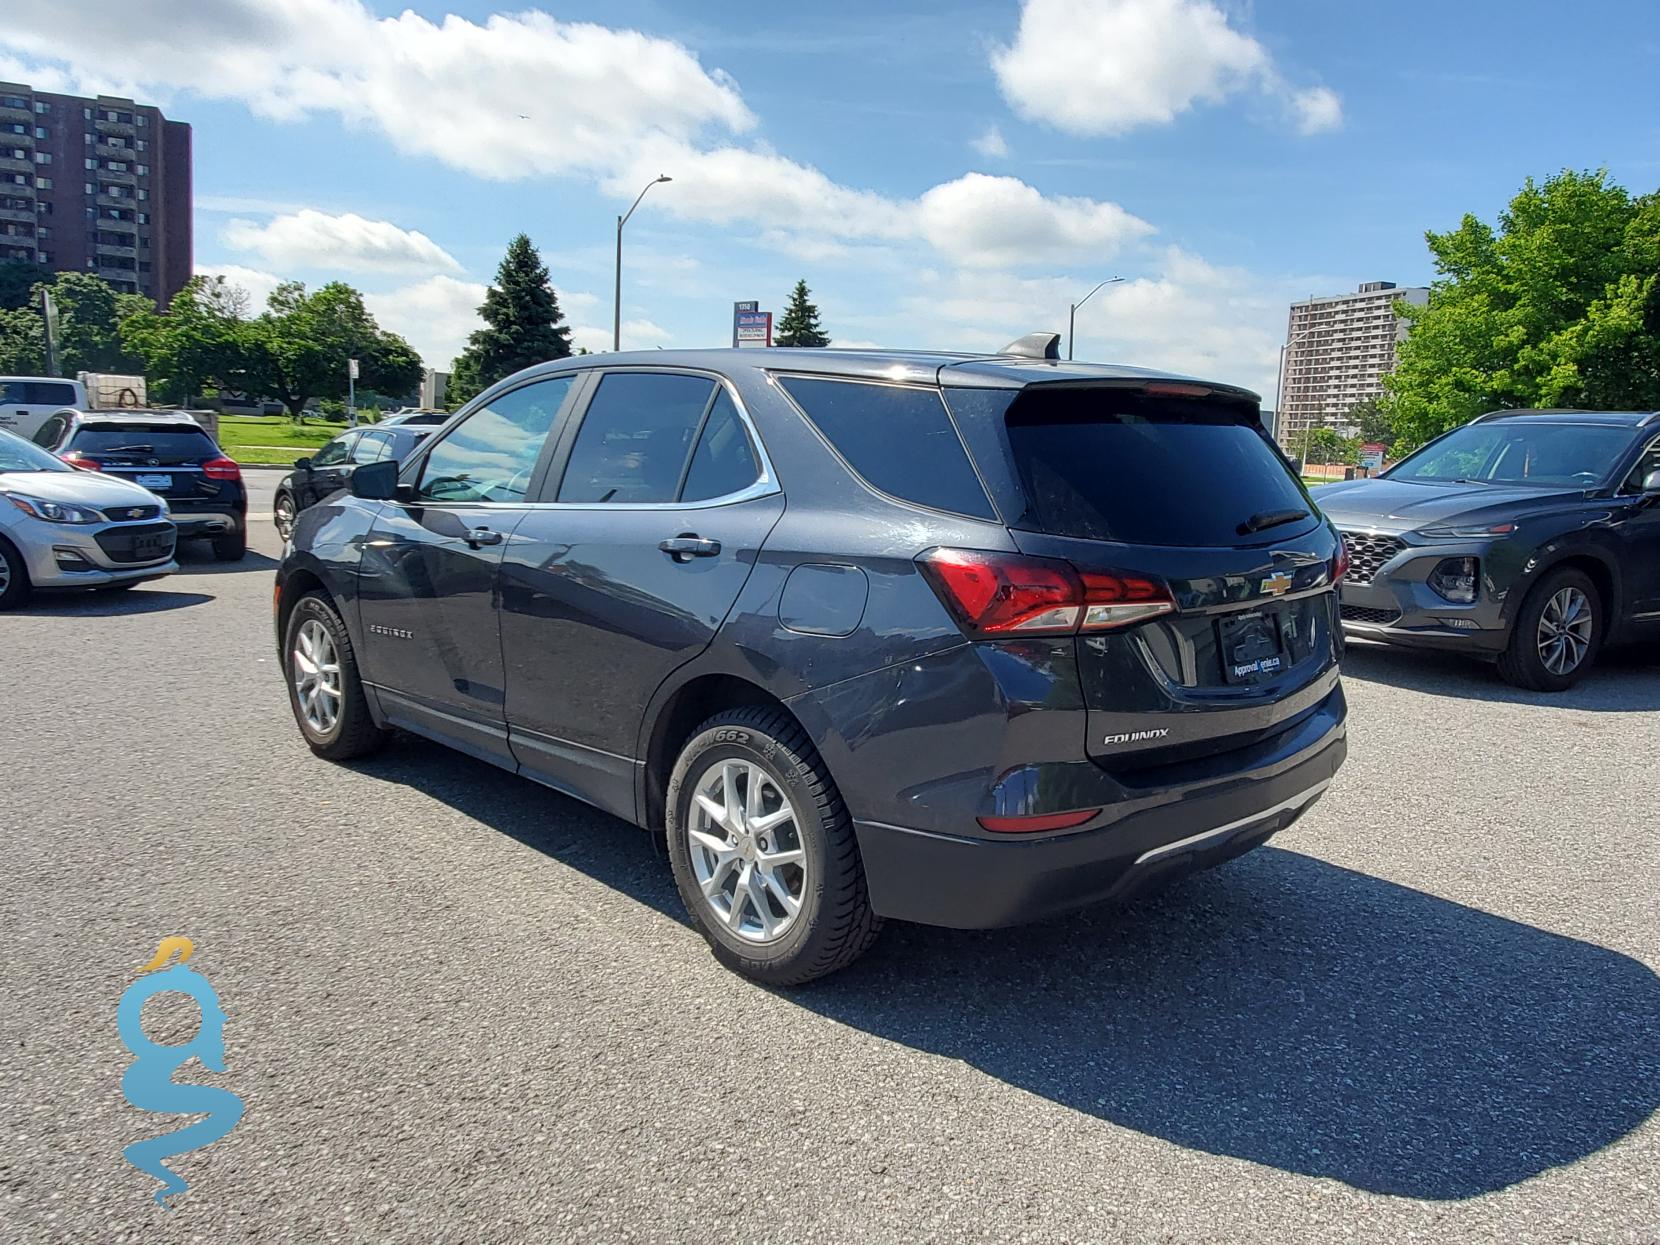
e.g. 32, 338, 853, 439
275, 341, 1348, 983
1315, 410, 1660, 690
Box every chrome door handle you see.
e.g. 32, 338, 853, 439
465, 527, 503, 548
659, 534, 721, 560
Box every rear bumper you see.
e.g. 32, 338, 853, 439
171, 511, 244, 536
853, 701, 1346, 929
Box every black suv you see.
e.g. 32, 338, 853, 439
1315, 410, 1660, 690
274, 423, 433, 541
34, 409, 248, 559
276, 341, 1348, 982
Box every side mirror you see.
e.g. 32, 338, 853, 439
1644, 468, 1660, 493
350, 458, 400, 500
293, 456, 313, 472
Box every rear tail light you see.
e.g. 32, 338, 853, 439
202, 456, 242, 481
60, 452, 101, 471
917, 549, 1175, 637
1332, 536, 1350, 584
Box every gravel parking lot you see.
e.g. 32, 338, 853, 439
3, 475, 1656, 1243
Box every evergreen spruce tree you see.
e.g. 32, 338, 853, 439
450, 234, 571, 402
773, 279, 830, 347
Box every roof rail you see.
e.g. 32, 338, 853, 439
998, 332, 1061, 361
1641, 410, 1660, 426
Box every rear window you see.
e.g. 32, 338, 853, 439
778, 377, 995, 520
996, 387, 1312, 546
68, 424, 216, 456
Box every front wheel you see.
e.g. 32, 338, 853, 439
282, 592, 389, 760
274, 492, 297, 542
1497, 567, 1602, 691
0, 536, 31, 611
666, 707, 881, 985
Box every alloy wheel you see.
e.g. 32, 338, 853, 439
291, 618, 343, 735
687, 759, 808, 944
0, 549, 11, 595
275, 496, 296, 541
1537, 586, 1593, 676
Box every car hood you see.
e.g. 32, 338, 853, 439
1310, 477, 1583, 531
0, 469, 162, 508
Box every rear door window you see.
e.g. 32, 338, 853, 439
990, 387, 1313, 546
778, 377, 995, 520
556, 373, 716, 504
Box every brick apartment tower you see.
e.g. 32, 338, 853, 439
0, 84, 192, 307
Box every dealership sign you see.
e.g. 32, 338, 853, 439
733, 301, 771, 348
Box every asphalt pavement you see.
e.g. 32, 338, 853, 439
2, 499, 1656, 1244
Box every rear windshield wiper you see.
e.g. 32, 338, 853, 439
1238, 508, 1308, 535
100, 444, 156, 454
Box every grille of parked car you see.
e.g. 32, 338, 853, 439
94, 522, 176, 564
1340, 603, 1402, 626
104, 503, 163, 522
1339, 531, 1405, 586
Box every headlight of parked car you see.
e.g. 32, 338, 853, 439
1428, 556, 1480, 603
4, 493, 105, 524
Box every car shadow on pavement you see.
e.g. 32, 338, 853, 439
18, 587, 215, 616
357, 739, 1659, 1203
175, 548, 282, 574
1341, 641, 1660, 710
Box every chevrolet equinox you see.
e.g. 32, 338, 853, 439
275, 338, 1349, 983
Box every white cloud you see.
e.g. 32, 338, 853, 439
221, 209, 461, 276
971, 126, 1010, 158
571, 319, 672, 354
0, 1, 753, 180
363, 275, 486, 370
1290, 86, 1343, 135
195, 264, 284, 312
991, 0, 1339, 136
916, 174, 1153, 267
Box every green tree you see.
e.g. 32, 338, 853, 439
29, 272, 149, 375
1384, 169, 1660, 450
773, 279, 830, 347
0, 305, 45, 372
0, 259, 51, 311
120, 276, 264, 405
449, 234, 570, 404
250, 281, 423, 418
1344, 396, 1394, 445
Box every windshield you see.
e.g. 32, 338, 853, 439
1387, 422, 1632, 486
0, 428, 73, 473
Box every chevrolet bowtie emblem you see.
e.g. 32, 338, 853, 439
1261, 572, 1293, 595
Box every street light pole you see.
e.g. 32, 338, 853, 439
1277, 325, 1315, 453
1066, 276, 1124, 361
614, 174, 673, 352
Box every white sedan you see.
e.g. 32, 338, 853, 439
0, 428, 178, 608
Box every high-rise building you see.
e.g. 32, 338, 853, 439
1276, 281, 1428, 450
0, 84, 191, 306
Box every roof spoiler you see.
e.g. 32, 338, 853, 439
998, 332, 1061, 361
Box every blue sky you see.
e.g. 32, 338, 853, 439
5, 0, 1657, 401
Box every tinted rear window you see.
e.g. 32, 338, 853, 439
69, 425, 216, 456
778, 377, 995, 520
999, 388, 1311, 546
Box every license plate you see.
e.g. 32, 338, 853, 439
1219, 611, 1284, 683
133, 533, 172, 559
136, 473, 173, 490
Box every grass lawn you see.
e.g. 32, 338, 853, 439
217, 415, 343, 467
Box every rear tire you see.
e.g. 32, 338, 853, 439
1497, 567, 1602, 691
274, 492, 297, 542
212, 528, 247, 561
282, 592, 389, 760
666, 706, 881, 985
0, 536, 31, 611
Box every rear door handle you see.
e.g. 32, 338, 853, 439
465, 527, 504, 548
660, 534, 721, 560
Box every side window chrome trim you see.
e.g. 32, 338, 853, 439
539, 368, 779, 511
